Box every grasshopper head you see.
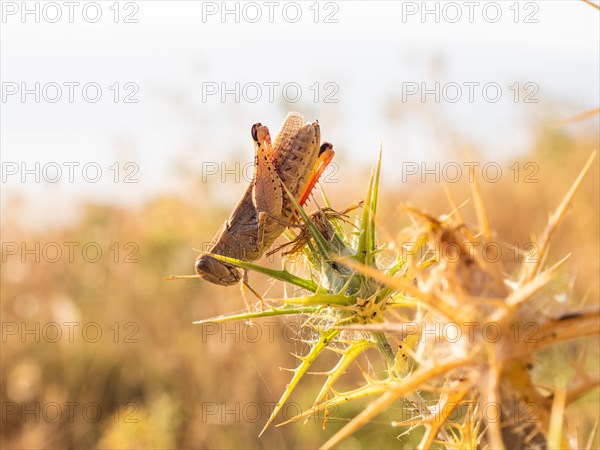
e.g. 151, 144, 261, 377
195, 254, 242, 286
251, 123, 271, 146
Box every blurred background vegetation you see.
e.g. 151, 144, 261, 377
2, 116, 598, 448
3, 2, 598, 448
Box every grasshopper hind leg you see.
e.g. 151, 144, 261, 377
298, 142, 335, 206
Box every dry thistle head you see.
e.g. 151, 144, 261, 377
196, 150, 599, 450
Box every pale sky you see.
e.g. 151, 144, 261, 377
2, 1, 599, 225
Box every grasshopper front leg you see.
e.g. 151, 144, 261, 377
250, 123, 283, 252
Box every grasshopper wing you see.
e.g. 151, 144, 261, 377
272, 112, 305, 162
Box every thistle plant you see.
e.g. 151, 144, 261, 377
196, 150, 599, 449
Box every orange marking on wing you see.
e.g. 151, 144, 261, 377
299, 148, 335, 206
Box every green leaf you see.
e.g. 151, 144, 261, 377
193, 305, 319, 324
311, 339, 375, 407
259, 327, 340, 437
369, 146, 383, 259
356, 169, 374, 264
206, 253, 318, 292
280, 181, 334, 259
276, 292, 356, 307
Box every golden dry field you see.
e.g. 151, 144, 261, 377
2, 2, 599, 449
2, 121, 598, 448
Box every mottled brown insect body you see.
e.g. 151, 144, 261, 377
195, 112, 334, 286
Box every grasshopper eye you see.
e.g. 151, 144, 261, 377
251, 123, 262, 142
319, 142, 333, 156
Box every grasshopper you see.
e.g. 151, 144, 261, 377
195, 112, 335, 287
